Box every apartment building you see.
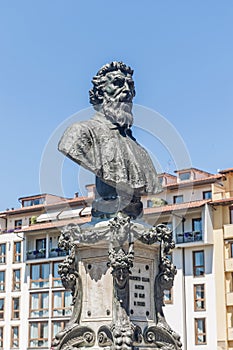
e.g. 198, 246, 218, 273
210, 168, 233, 350
0, 168, 231, 349
0, 190, 93, 349
142, 167, 224, 350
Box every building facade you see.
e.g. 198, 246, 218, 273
0, 169, 232, 349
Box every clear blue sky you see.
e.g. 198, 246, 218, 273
0, 1, 233, 210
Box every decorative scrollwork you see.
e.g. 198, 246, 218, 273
51, 326, 95, 350
144, 326, 181, 350
97, 326, 113, 347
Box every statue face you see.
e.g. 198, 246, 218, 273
102, 71, 135, 103
113, 267, 129, 289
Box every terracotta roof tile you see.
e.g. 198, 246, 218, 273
164, 174, 222, 189
209, 197, 233, 205
144, 199, 210, 215
219, 168, 233, 174
17, 216, 91, 232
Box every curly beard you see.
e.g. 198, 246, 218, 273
101, 98, 134, 128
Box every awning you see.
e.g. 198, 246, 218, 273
37, 211, 62, 222
58, 208, 82, 220
79, 207, 92, 216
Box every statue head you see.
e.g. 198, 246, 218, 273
112, 266, 129, 289
89, 62, 136, 127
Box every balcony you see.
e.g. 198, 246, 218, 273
49, 248, 68, 258
224, 224, 233, 239
176, 231, 203, 244
26, 248, 68, 260
26, 249, 46, 260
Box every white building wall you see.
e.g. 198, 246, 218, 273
184, 246, 217, 349
0, 232, 28, 350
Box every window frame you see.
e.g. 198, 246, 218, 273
192, 218, 202, 233
12, 269, 21, 291
173, 195, 183, 204
230, 207, 233, 224
51, 320, 68, 340
11, 325, 19, 349
0, 271, 5, 292
30, 292, 49, 318
0, 244, 6, 264
203, 191, 212, 200
179, 172, 191, 181
194, 284, 205, 311
194, 318, 207, 345
13, 242, 22, 263
28, 321, 48, 348
30, 263, 50, 289
52, 290, 72, 317
0, 298, 4, 320
193, 250, 205, 277
12, 297, 20, 320
14, 220, 22, 230
52, 262, 62, 287
0, 326, 3, 348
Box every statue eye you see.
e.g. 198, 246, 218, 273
113, 77, 124, 88
127, 80, 134, 89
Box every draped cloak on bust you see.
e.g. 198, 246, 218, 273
58, 113, 161, 196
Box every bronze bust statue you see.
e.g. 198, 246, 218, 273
58, 62, 161, 218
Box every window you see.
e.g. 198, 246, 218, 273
230, 243, 233, 258
0, 272, 5, 292
23, 197, 45, 207
0, 299, 4, 319
12, 269, 21, 291
0, 327, 3, 348
11, 326, 19, 348
0, 245, 6, 264
192, 218, 202, 233
203, 191, 212, 199
195, 318, 206, 345
52, 291, 72, 317
147, 200, 153, 208
30, 292, 49, 317
12, 298, 20, 319
164, 289, 173, 304
14, 220, 22, 230
193, 251, 205, 277
52, 321, 68, 339
179, 172, 191, 181
36, 238, 46, 257
194, 284, 205, 311
173, 195, 183, 204
53, 262, 62, 287
29, 322, 48, 348
13, 242, 21, 263
30, 263, 49, 288
230, 207, 233, 224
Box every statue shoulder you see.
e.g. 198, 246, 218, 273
58, 121, 93, 154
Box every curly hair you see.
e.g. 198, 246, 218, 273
89, 61, 135, 107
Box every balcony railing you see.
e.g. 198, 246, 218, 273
49, 248, 68, 258
176, 231, 203, 244
26, 248, 68, 260
26, 249, 46, 260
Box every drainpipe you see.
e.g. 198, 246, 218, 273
182, 247, 188, 350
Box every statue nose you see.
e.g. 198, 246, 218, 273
123, 82, 130, 93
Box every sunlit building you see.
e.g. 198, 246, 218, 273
0, 168, 232, 349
